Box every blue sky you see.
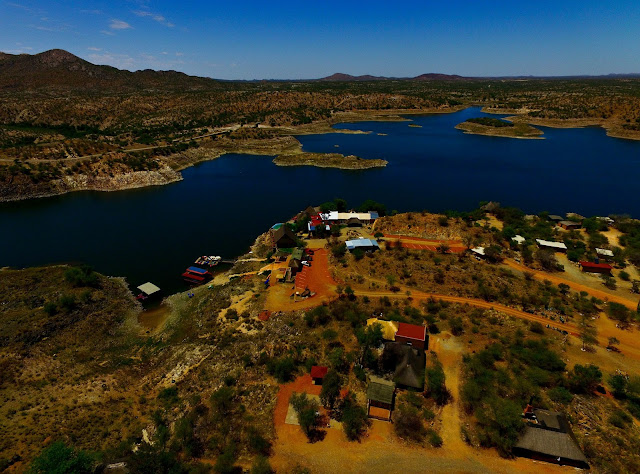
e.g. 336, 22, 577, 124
1, 1, 639, 79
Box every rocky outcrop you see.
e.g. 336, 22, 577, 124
0, 165, 181, 202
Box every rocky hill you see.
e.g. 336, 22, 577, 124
0, 49, 220, 92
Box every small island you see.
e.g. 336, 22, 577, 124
273, 152, 387, 169
456, 117, 543, 139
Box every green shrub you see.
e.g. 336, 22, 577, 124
64, 265, 99, 287
548, 386, 573, 404
427, 429, 443, 447
157, 387, 179, 406
609, 409, 632, 428
29, 441, 96, 474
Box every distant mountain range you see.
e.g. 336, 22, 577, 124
0, 49, 218, 91
318, 72, 468, 81
1, 49, 639, 92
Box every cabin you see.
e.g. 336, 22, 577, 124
310, 366, 328, 385
566, 212, 585, 223
514, 407, 589, 469
394, 322, 428, 350
347, 217, 363, 227
366, 376, 395, 421
136, 282, 161, 301
579, 261, 612, 275
320, 211, 379, 225
512, 235, 526, 245
366, 318, 399, 341
471, 247, 486, 258
558, 220, 581, 230
272, 226, 297, 249
548, 215, 564, 223
536, 239, 568, 252
345, 238, 380, 252
381, 342, 426, 390
596, 248, 614, 260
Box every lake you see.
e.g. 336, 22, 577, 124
1, 107, 639, 294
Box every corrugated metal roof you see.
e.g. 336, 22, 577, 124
346, 239, 379, 250
580, 261, 612, 270
396, 322, 426, 341
536, 239, 568, 250
596, 248, 614, 257
367, 376, 395, 404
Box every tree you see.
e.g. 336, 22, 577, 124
462, 234, 474, 250
426, 359, 450, 406
64, 265, 99, 287
484, 245, 504, 263
476, 399, 525, 456
344, 285, 355, 300
320, 370, 342, 410
394, 404, 426, 443
607, 336, 620, 350
578, 315, 597, 351
29, 442, 97, 474
568, 364, 602, 393
535, 249, 558, 271
558, 283, 570, 295
251, 456, 273, 474
339, 392, 369, 441
211, 386, 235, 421
357, 199, 386, 216
290, 393, 321, 440
436, 243, 450, 254
334, 198, 348, 212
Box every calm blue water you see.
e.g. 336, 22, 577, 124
1, 107, 639, 294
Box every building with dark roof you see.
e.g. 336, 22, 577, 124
272, 226, 297, 248
366, 375, 395, 421
514, 408, 589, 469
381, 342, 426, 390
558, 220, 582, 230
394, 322, 428, 350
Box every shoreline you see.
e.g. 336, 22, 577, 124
480, 106, 640, 141
2, 104, 639, 203
455, 121, 544, 139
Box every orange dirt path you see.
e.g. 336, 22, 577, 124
383, 234, 466, 253
503, 258, 639, 310
264, 249, 337, 312
355, 287, 640, 363
270, 374, 568, 474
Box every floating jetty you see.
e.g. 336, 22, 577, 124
195, 255, 222, 267
182, 266, 212, 284
136, 282, 161, 301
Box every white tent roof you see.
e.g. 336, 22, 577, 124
137, 282, 161, 296
512, 235, 526, 244
471, 247, 486, 256
596, 248, 614, 257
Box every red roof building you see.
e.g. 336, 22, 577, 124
579, 261, 612, 275
311, 366, 329, 385
395, 322, 428, 350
